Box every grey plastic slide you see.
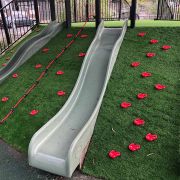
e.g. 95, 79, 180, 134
0, 21, 63, 84
28, 20, 128, 178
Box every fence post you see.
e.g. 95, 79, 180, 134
118, 0, 122, 19
0, 0, 11, 45
50, 0, 56, 21
86, 0, 89, 21
73, 0, 77, 22
65, 0, 71, 28
33, 0, 39, 25
130, 0, 137, 28
14, 0, 19, 11
95, 0, 101, 29
156, 0, 160, 20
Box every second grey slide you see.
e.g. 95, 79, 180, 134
0, 21, 63, 84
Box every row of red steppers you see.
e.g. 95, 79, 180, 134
1, 33, 89, 116
109, 32, 171, 159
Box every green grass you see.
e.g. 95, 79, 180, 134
72, 20, 180, 27
0, 27, 96, 152
0, 26, 45, 66
82, 27, 180, 179
0, 20, 179, 178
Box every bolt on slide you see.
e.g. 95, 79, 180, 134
28, 20, 128, 177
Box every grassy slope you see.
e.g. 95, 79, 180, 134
0, 27, 96, 152
83, 27, 180, 179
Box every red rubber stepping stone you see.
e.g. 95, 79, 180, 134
57, 91, 65, 96
67, 34, 73, 38
131, 62, 140, 67
128, 143, 141, 151
146, 52, 156, 58
162, 45, 171, 50
56, 70, 64, 75
137, 32, 146, 37
133, 118, 145, 126
120, 102, 131, 108
42, 48, 49, 53
12, 73, 18, 78
29, 109, 39, 116
79, 53, 86, 57
155, 84, 166, 90
108, 150, 121, 159
145, 133, 158, 142
150, 39, 158, 44
35, 64, 42, 69
137, 93, 148, 99
1, 97, 9, 102
141, 72, 152, 77
80, 34, 88, 38
2, 63, 6, 67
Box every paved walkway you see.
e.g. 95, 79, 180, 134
0, 139, 100, 180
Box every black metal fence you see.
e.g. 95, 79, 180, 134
36, 0, 65, 23
0, 0, 66, 55
71, 0, 131, 22
0, 0, 37, 54
34, 0, 131, 23
0, 0, 132, 55
157, 0, 180, 20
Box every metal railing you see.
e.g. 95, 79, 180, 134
71, 0, 131, 22
0, 0, 66, 55
139, 15, 156, 20
15, 0, 66, 24
56, 0, 66, 23
0, 0, 37, 54
36, 0, 65, 24
157, 0, 180, 20
0, 0, 141, 55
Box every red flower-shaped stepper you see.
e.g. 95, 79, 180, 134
131, 62, 140, 67
35, 64, 42, 69
56, 70, 64, 75
29, 109, 39, 116
57, 91, 66, 96
108, 150, 121, 159
141, 72, 152, 77
80, 34, 88, 38
133, 118, 145, 126
128, 143, 141, 151
150, 39, 158, 44
137, 32, 146, 37
137, 93, 148, 99
162, 45, 171, 50
67, 34, 73, 38
120, 102, 131, 108
146, 53, 156, 58
1, 97, 9, 102
79, 53, 86, 57
12, 73, 18, 78
145, 133, 158, 141
42, 48, 49, 53
155, 84, 166, 90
